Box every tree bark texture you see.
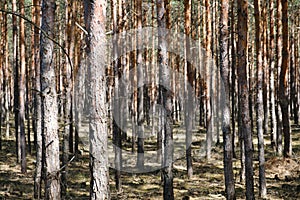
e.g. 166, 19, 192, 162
40, 0, 61, 199
237, 0, 254, 199
84, 0, 110, 199
220, 0, 235, 198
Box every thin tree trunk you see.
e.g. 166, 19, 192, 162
74, 2, 84, 155
112, 0, 122, 191
62, 0, 74, 195
230, 0, 237, 159
33, 0, 42, 198
219, 0, 235, 198
19, 0, 27, 175
0, 8, 2, 151
131, 0, 137, 154
290, 21, 298, 125
237, 0, 254, 199
269, 0, 277, 152
157, 0, 174, 199
3, 0, 10, 141
280, 0, 291, 158
184, 0, 193, 179
276, 0, 283, 156
12, 0, 20, 164
254, 0, 267, 197
205, 0, 213, 160
30, 0, 37, 154
1, 0, 10, 147
294, 13, 299, 125
248, 45, 254, 136
136, 0, 144, 169
198, 1, 204, 128
113, 67, 121, 191
262, 0, 269, 141
26, 37, 32, 155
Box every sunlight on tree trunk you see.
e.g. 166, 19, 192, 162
84, 0, 110, 199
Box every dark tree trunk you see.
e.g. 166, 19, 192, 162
112, 0, 122, 191
237, 0, 254, 199
157, 0, 174, 199
12, 0, 20, 164
219, 0, 236, 198
230, 0, 237, 159
0, 6, 2, 151
290, 22, 298, 125
62, 0, 75, 195
280, 0, 291, 158
184, 0, 193, 179
293, 12, 299, 125
136, 0, 144, 169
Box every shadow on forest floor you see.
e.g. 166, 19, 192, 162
1, 124, 300, 199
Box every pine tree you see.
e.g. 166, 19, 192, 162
84, 0, 110, 198
40, 0, 61, 198
220, 0, 235, 198
237, 0, 254, 198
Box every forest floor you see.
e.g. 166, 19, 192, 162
1, 122, 300, 199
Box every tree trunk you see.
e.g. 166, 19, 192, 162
248, 44, 254, 136
62, 0, 74, 195
290, 20, 298, 125
230, 0, 237, 159
269, 0, 277, 152
12, 0, 21, 164
280, 0, 291, 158
157, 0, 174, 199
112, 0, 122, 191
131, 0, 137, 155
33, 0, 42, 197
84, 0, 110, 199
205, 0, 213, 160
74, 2, 84, 156
276, 0, 283, 156
3, 0, 10, 140
254, 0, 267, 197
136, 0, 144, 170
40, 1, 61, 199
219, 0, 235, 198
237, 0, 254, 199
262, 0, 269, 143
19, 0, 27, 175
294, 13, 299, 125
0, 6, 2, 151
1, 0, 10, 148
184, 0, 193, 179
